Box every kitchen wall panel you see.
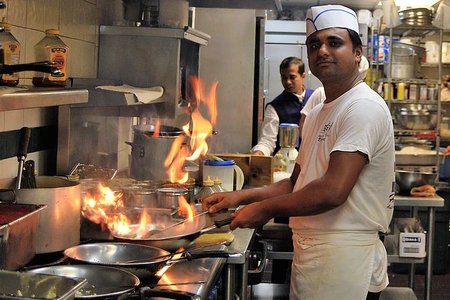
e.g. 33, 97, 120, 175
0, 0, 99, 179
195, 8, 255, 153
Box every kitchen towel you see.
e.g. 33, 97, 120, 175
96, 84, 164, 104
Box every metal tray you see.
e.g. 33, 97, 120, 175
0, 203, 46, 270
0, 269, 87, 300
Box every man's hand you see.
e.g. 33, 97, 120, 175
229, 202, 272, 230
201, 191, 241, 214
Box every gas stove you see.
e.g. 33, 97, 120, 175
23, 244, 226, 300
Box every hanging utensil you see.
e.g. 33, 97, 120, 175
22, 160, 37, 189
15, 127, 31, 189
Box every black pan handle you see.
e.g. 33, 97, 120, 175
17, 127, 31, 159
214, 216, 233, 228
1, 61, 61, 75
118, 286, 198, 300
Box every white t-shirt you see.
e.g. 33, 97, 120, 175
301, 86, 325, 117
291, 82, 395, 234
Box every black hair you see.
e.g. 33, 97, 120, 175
346, 29, 363, 50
280, 57, 305, 75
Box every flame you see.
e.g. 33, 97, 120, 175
152, 120, 161, 138
81, 183, 123, 225
165, 76, 218, 183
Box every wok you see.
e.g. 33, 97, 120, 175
111, 208, 232, 251
29, 265, 140, 299
63, 242, 233, 274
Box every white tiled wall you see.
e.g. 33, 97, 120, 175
0, 0, 101, 179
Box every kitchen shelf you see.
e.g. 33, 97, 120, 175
0, 86, 88, 111
381, 24, 441, 37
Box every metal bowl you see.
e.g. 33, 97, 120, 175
395, 106, 437, 130
395, 169, 436, 194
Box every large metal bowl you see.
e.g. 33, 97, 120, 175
395, 169, 436, 194
395, 106, 438, 130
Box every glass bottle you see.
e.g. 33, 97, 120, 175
33, 29, 69, 87
194, 176, 216, 203
0, 21, 20, 86
212, 177, 227, 193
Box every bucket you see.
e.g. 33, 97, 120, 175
203, 160, 244, 191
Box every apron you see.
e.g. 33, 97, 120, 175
289, 231, 388, 300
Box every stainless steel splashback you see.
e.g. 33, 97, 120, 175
56, 25, 210, 175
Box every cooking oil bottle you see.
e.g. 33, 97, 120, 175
194, 176, 216, 203
33, 29, 68, 87
0, 21, 21, 86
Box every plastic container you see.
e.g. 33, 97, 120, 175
0, 21, 21, 86
203, 159, 244, 191
32, 29, 68, 87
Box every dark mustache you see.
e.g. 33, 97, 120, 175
316, 58, 336, 65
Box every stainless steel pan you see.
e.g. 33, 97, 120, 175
111, 215, 233, 251
30, 265, 140, 299
63, 242, 233, 274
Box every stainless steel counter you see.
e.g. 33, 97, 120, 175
153, 227, 256, 299
0, 86, 88, 111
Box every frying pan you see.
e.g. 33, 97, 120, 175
111, 215, 233, 251
63, 242, 233, 274
29, 265, 140, 299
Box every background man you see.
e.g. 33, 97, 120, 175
252, 57, 314, 156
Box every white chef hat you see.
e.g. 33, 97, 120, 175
306, 5, 359, 38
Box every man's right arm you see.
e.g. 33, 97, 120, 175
251, 105, 279, 156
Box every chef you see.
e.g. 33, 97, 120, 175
202, 4, 395, 300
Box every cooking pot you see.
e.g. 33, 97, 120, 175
14, 176, 81, 253
385, 42, 425, 79
128, 124, 184, 182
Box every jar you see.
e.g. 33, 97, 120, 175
396, 82, 406, 100
212, 177, 226, 193
194, 176, 216, 203
33, 29, 69, 87
0, 21, 20, 86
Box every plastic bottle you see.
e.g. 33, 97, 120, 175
0, 21, 21, 86
194, 176, 216, 203
33, 29, 69, 87
212, 177, 227, 193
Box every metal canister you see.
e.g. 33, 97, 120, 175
427, 86, 437, 101
279, 123, 299, 148
420, 84, 428, 101
409, 84, 418, 100
156, 187, 188, 209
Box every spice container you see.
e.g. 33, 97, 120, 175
194, 176, 216, 203
0, 21, 20, 86
33, 29, 69, 87
397, 82, 406, 100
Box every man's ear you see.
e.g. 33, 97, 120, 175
355, 47, 363, 63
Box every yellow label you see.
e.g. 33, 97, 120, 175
47, 46, 68, 81
2, 41, 20, 81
